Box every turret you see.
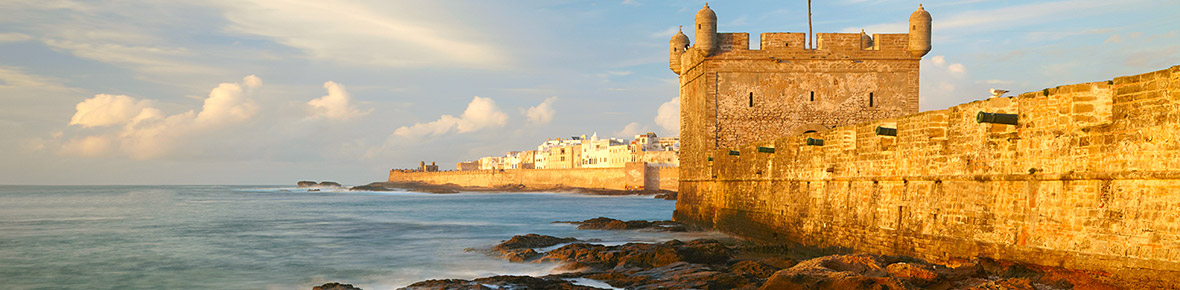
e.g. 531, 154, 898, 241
908, 4, 932, 57
694, 3, 718, 56
669, 26, 690, 74
860, 29, 874, 50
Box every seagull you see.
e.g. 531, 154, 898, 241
990, 88, 1009, 98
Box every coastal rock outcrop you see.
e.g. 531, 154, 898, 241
539, 239, 732, 271
297, 181, 319, 188
312, 282, 362, 290
557, 217, 687, 232
489, 234, 580, 262
319, 181, 342, 188
398, 275, 605, 290
348, 184, 392, 191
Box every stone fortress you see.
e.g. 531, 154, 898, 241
671, 3, 1180, 287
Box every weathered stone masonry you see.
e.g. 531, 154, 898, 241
388, 163, 678, 192
676, 66, 1180, 287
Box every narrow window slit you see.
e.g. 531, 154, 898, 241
869, 92, 874, 107
749, 92, 754, 107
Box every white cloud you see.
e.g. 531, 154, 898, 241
947, 63, 966, 74
393, 96, 508, 139
654, 97, 679, 136
525, 96, 557, 125
307, 81, 370, 121
68, 94, 156, 128
615, 122, 647, 138
63, 75, 262, 159
220, 0, 506, 69
931, 55, 947, 66
193, 76, 259, 128
0, 32, 32, 43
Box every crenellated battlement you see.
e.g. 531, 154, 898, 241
706, 32, 915, 59
670, 4, 930, 74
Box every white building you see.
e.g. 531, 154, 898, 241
580, 133, 626, 168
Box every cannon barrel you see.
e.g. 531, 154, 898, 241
875, 126, 897, 136
806, 138, 824, 146
976, 112, 1018, 125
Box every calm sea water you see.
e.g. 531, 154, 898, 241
0, 185, 720, 290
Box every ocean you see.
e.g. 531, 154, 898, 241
0, 185, 720, 290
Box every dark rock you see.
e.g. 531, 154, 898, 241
502, 248, 541, 262
653, 191, 677, 200
559, 217, 688, 232
349, 184, 391, 191
494, 234, 579, 251
297, 181, 318, 188
313, 282, 362, 290
398, 275, 607, 290
319, 181, 343, 187
729, 260, 781, 279
538, 239, 732, 271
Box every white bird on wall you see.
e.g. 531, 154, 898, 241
990, 88, 1009, 98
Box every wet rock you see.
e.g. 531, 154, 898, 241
313, 282, 362, 290
494, 234, 578, 251
539, 239, 732, 271
297, 181, 318, 188
349, 184, 392, 191
502, 248, 541, 262
559, 217, 687, 232
653, 191, 677, 200
319, 181, 343, 188
729, 260, 782, 279
398, 275, 607, 290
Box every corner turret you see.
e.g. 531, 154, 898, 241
860, 29, 874, 50
670, 26, 690, 74
908, 4, 932, 57
694, 3, 718, 56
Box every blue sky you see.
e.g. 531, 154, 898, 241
1, 0, 1177, 185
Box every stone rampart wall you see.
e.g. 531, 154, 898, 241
390, 163, 679, 192
676, 65, 1180, 286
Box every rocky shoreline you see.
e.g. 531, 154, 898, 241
313, 217, 1122, 290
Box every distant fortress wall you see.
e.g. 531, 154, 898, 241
675, 65, 1180, 286
389, 162, 678, 192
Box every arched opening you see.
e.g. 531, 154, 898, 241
803, 130, 817, 134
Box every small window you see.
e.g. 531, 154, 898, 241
869, 93, 874, 107
810, 91, 815, 102
748, 92, 754, 107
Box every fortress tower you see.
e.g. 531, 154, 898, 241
671, 4, 931, 182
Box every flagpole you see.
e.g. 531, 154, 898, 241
808, 0, 813, 49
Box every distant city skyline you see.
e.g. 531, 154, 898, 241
1, 0, 1177, 185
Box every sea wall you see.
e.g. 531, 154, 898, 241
390, 163, 679, 192
676, 65, 1180, 286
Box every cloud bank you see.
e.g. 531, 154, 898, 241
393, 96, 508, 139
62, 75, 261, 159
